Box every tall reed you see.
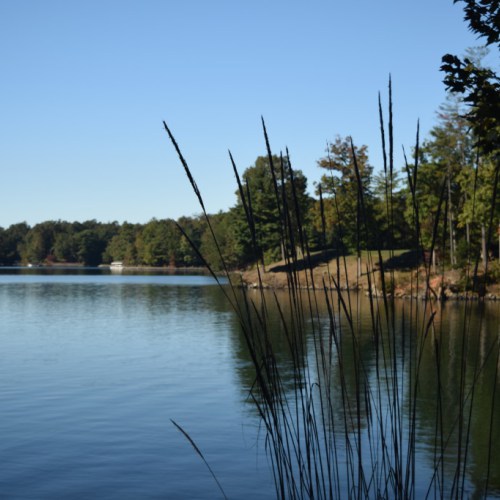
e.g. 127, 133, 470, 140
165, 83, 500, 499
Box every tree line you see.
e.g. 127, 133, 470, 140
0, 218, 203, 268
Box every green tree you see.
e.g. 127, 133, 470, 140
176, 215, 204, 267
316, 136, 375, 252
442, 3, 500, 270
105, 222, 142, 265
372, 170, 413, 250
74, 220, 119, 266
200, 211, 242, 270
136, 219, 179, 267
0, 222, 30, 265
442, 1, 500, 156
308, 194, 336, 251
413, 96, 475, 266
20, 221, 57, 263
457, 156, 500, 269
404, 155, 448, 269
234, 155, 311, 264
52, 221, 79, 262
75, 229, 104, 266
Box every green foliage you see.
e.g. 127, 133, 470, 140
441, 8, 500, 270
372, 171, 413, 249
176, 215, 204, 267
442, 2, 500, 155
0, 222, 30, 265
0, 217, 206, 268
458, 157, 500, 228
233, 154, 311, 265
76, 229, 105, 266
106, 222, 141, 265
200, 211, 242, 270
402, 86, 498, 270
20, 221, 57, 263
442, 54, 500, 155
316, 136, 375, 251
457, 0, 500, 46
488, 259, 500, 282
404, 156, 448, 250
455, 232, 487, 269
308, 196, 336, 251
76, 221, 119, 266
136, 218, 179, 267
53, 223, 79, 262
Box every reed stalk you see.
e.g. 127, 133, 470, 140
166, 84, 500, 498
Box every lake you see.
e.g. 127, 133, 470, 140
1, 268, 499, 498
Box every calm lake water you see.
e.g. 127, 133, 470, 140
1, 268, 499, 499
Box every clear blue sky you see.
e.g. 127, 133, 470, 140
0, 1, 487, 227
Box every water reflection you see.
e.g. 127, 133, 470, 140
226, 288, 500, 497
414, 301, 500, 497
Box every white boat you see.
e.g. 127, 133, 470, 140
110, 261, 124, 272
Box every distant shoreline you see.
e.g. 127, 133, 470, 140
3, 262, 210, 273
4, 261, 500, 301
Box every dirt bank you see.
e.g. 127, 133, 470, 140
236, 252, 500, 301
